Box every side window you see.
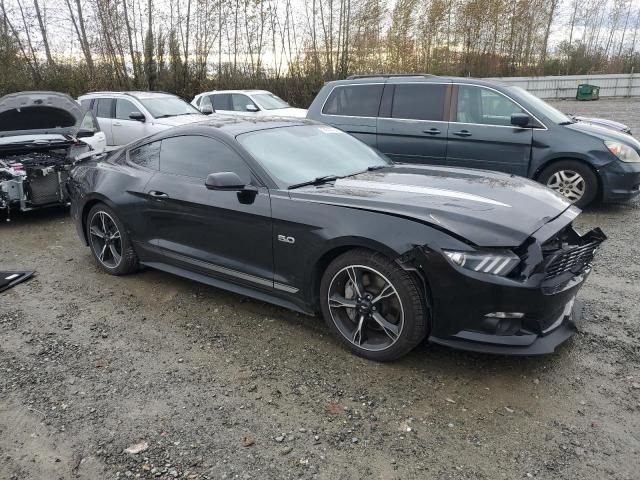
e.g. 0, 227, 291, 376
129, 141, 160, 170
212, 94, 232, 110
391, 84, 447, 121
200, 95, 213, 111
79, 99, 92, 110
116, 99, 140, 120
456, 85, 525, 126
322, 85, 383, 117
160, 136, 251, 182
231, 94, 257, 112
80, 111, 99, 132
96, 98, 114, 118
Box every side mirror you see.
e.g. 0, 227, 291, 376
510, 113, 531, 128
129, 111, 146, 122
245, 104, 259, 112
201, 105, 214, 115
76, 129, 96, 138
205, 171, 249, 190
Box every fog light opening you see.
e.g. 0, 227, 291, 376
484, 312, 525, 319
482, 313, 525, 336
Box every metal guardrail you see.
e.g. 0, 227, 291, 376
484, 73, 640, 99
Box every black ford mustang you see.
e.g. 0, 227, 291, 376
68, 118, 605, 361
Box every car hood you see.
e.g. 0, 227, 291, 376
570, 115, 631, 133
265, 107, 307, 118
0, 91, 85, 139
289, 164, 574, 247
566, 121, 640, 148
151, 114, 209, 127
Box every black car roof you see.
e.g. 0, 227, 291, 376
166, 115, 316, 137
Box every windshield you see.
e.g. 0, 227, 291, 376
510, 86, 571, 124
139, 97, 201, 118
252, 93, 290, 110
237, 124, 390, 187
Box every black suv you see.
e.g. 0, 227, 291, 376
306, 74, 640, 207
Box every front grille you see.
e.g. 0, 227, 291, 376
544, 241, 600, 280
542, 226, 606, 281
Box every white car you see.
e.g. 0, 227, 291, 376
191, 90, 307, 118
78, 91, 208, 147
0, 91, 105, 218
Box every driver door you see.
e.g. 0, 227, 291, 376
144, 134, 273, 288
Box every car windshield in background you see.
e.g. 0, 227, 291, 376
252, 93, 290, 110
139, 97, 201, 118
237, 125, 390, 187
510, 86, 571, 124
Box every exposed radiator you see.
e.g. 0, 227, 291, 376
28, 172, 68, 206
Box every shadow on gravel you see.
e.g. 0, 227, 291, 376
0, 205, 70, 225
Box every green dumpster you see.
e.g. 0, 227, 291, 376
576, 84, 600, 101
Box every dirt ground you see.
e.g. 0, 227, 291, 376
1, 99, 639, 480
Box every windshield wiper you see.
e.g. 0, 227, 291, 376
288, 175, 339, 190
366, 165, 387, 171
154, 114, 177, 119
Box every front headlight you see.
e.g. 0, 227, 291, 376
443, 249, 520, 276
604, 140, 640, 162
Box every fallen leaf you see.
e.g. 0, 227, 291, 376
124, 441, 149, 454
241, 436, 255, 447
326, 402, 341, 415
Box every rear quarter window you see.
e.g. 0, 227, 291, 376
322, 84, 383, 117
128, 141, 160, 170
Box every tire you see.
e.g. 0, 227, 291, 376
86, 203, 139, 275
319, 248, 429, 361
538, 160, 598, 208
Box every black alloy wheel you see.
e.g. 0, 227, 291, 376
86, 203, 139, 275
320, 249, 428, 361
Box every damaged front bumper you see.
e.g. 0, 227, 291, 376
408, 221, 606, 356
0, 151, 77, 218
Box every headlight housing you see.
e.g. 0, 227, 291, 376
604, 140, 640, 162
443, 249, 520, 276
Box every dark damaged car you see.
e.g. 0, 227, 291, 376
0, 91, 105, 219
68, 118, 605, 361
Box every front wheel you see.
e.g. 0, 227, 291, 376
538, 160, 598, 208
86, 203, 139, 275
319, 249, 429, 361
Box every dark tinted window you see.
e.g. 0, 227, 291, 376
116, 99, 139, 120
391, 84, 446, 121
129, 141, 160, 170
212, 94, 233, 110
96, 98, 114, 118
456, 85, 525, 126
160, 136, 251, 181
322, 85, 383, 117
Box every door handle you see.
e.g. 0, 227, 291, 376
148, 190, 169, 198
423, 128, 441, 135
452, 130, 472, 137
113, 122, 122, 126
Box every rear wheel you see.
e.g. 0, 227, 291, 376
538, 160, 598, 208
86, 203, 138, 275
319, 249, 428, 361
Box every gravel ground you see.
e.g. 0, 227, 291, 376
1, 99, 640, 480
